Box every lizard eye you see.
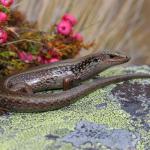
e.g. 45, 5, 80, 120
106, 54, 115, 59
109, 54, 115, 59
109, 54, 122, 59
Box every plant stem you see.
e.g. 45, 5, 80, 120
2, 39, 43, 46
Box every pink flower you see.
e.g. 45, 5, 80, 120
62, 13, 77, 26
44, 59, 49, 64
36, 56, 44, 64
18, 51, 33, 63
0, 29, 7, 44
72, 33, 83, 42
0, 0, 14, 7
49, 58, 59, 63
37, 56, 43, 63
0, 12, 8, 23
36, 56, 59, 64
45, 58, 59, 64
57, 20, 72, 35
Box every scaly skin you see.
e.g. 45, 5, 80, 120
0, 51, 150, 113
0, 74, 150, 113
4, 51, 129, 92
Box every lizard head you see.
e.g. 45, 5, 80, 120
77, 51, 131, 77
103, 52, 130, 64
95, 51, 130, 65
87, 51, 131, 74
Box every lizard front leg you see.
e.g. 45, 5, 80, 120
63, 74, 82, 91
63, 75, 75, 91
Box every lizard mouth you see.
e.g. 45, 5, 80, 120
107, 53, 130, 63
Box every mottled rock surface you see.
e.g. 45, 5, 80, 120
0, 66, 150, 150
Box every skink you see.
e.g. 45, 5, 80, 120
0, 51, 150, 113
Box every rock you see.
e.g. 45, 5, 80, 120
0, 66, 149, 150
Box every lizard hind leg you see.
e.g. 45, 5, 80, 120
8, 82, 33, 95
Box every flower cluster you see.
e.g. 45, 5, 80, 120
0, 0, 14, 44
18, 49, 60, 64
57, 13, 83, 42
0, 9, 94, 75
17, 13, 84, 64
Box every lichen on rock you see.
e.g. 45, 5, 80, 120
0, 66, 150, 150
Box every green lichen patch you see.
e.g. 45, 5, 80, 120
0, 66, 150, 150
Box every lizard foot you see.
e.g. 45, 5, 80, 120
8, 82, 33, 95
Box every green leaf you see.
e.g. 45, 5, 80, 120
28, 43, 39, 55
0, 5, 9, 13
0, 51, 17, 58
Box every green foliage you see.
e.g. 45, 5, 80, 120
0, 51, 16, 58
0, 4, 10, 13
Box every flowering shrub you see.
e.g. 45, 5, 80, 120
0, 1, 94, 76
